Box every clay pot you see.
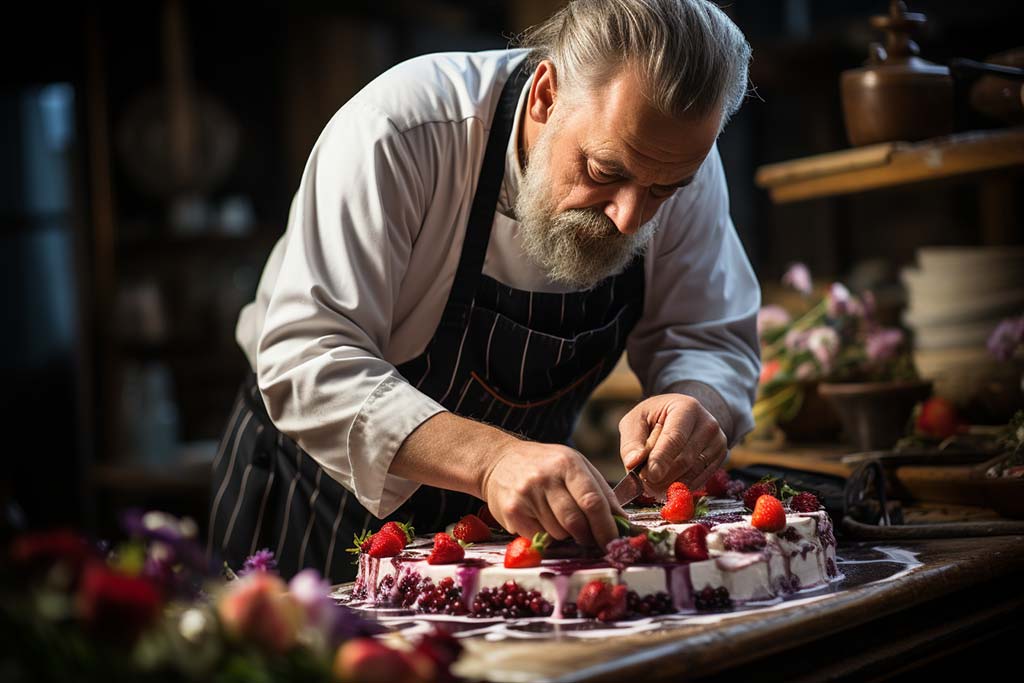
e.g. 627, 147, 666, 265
840, 1, 953, 146
819, 380, 933, 451
777, 381, 843, 443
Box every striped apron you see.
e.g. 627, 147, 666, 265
208, 64, 646, 582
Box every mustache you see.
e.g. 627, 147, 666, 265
553, 208, 624, 241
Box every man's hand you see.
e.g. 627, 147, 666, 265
480, 439, 624, 548
619, 394, 727, 494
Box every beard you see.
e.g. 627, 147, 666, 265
514, 122, 656, 291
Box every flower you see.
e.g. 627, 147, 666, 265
77, 560, 163, 643
217, 571, 304, 654
987, 315, 1024, 361
866, 327, 904, 363
782, 262, 812, 295
757, 304, 791, 338
240, 548, 277, 576
825, 282, 860, 318
9, 529, 94, 577
806, 326, 840, 372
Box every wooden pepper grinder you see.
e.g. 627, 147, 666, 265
840, 0, 953, 146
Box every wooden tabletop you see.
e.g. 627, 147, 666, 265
447, 535, 1024, 682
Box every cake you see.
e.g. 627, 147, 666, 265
349, 494, 839, 620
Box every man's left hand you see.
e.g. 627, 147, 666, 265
618, 393, 727, 494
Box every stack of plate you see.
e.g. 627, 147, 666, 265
901, 246, 1024, 412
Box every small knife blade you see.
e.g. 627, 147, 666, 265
612, 422, 663, 506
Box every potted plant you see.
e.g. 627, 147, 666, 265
754, 263, 928, 451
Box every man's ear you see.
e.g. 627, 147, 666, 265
527, 60, 558, 124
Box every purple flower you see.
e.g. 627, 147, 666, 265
861, 290, 877, 322
866, 327, 904, 363
240, 549, 277, 576
757, 305, 791, 338
289, 568, 333, 626
987, 316, 1024, 361
782, 263, 812, 295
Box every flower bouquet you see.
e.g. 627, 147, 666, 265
753, 264, 924, 450
0, 511, 461, 682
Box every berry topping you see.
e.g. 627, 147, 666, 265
604, 537, 641, 569
704, 468, 731, 497
742, 479, 778, 510
723, 526, 767, 552
452, 514, 492, 543
789, 491, 821, 513
470, 581, 552, 619
427, 533, 465, 565
674, 525, 709, 561
576, 580, 628, 622
694, 585, 732, 612
417, 576, 467, 615
503, 532, 550, 568
660, 482, 695, 523
751, 494, 787, 533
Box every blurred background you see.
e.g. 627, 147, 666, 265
2, 0, 1022, 538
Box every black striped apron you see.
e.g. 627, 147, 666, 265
208, 63, 645, 582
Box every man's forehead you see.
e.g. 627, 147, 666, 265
571, 71, 720, 181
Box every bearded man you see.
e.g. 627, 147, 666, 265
210, 0, 760, 581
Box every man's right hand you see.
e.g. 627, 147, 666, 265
479, 439, 623, 548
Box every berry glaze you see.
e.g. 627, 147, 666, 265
338, 497, 921, 640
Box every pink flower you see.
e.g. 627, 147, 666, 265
782, 263, 812, 295
795, 360, 818, 380
866, 328, 904, 363
218, 571, 303, 654
806, 326, 840, 372
784, 328, 808, 352
988, 316, 1024, 361
288, 568, 333, 628
826, 282, 862, 318
757, 305, 791, 337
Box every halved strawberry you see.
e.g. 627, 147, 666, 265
660, 482, 695, 523
427, 532, 465, 565
503, 532, 550, 568
452, 514, 491, 543
576, 580, 628, 621
674, 525, 709, 561
751, 494, 786, 533
379, 521, 414, 546
367, 531, 405, 558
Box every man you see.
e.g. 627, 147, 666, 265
209, 0, 760, 582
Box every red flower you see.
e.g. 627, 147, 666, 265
77, 561, 163, 642
9, 529, 94, 578
759, 359, 782, 385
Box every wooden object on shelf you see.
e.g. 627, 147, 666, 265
754, 126, 1024, 203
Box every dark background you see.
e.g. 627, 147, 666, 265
1, 0, 1021, 537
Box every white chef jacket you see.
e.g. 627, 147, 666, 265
236, 48, 761, 518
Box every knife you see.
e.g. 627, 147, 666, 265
612, 422, 663, 506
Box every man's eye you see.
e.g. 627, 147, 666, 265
589, 164, 618, 183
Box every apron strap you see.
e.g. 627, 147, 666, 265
444, 61, 530, 314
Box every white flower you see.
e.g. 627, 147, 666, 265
757, 305, 791, 337
806, 326, 840, 372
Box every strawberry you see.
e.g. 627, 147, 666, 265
751, 494, 786, 533
627, 534, 657, 562
789, 491, 821, 513
692, 488, 708, 498
742, 479, 778, 510
348, 530, 374, 555
367, 531, 405, 558
379, 521, 414, 546
674, 525, 709, 561
452, 514, 491, 543
660, 482, 695, 523
503, 532, 550, 568
477, 505, 500, 529
915, 397, 964, 440
427, 532, 465, 565
576, 580, 628, 621
705, 469, 731, 497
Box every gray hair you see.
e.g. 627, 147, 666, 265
519, 0, 752, 126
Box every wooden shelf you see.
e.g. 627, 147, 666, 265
755, 126, 1024, 204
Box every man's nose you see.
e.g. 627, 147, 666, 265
604, 185, 648, 236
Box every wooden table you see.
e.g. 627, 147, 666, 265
447, 535, 1024, 682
